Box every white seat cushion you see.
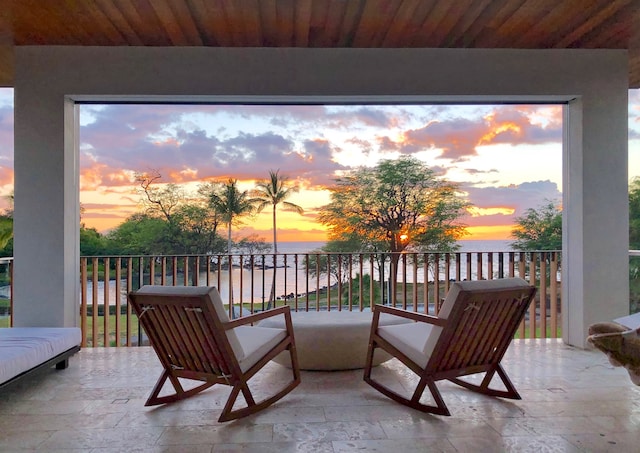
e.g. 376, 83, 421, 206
378, 322, 434, 368
234, 326, 287, 372
422, 277, 531, 358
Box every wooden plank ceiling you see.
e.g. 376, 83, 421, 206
0, 0, 638, 87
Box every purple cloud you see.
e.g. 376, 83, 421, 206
461, 180, 561, 228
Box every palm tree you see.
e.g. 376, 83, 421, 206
254, 170, 304, 253
208, 179, 260, 307
254, 170, 304, 306
209, 178, 260, 254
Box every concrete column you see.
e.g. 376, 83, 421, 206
13, 88, 79, 327
563, 90, 629, 346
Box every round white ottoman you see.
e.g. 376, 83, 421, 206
258, 310, 412, 371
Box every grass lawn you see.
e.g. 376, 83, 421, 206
519, 326, 562, 339
85, 314, 140, 347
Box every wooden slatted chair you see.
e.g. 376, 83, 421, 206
128, 285, 301, 422
363, 278, 536, 416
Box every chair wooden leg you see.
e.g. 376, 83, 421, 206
218, 373, 301, 422
364, 345, 449, 416
145, 370, 216, 406
449, 364, 521, 400
364, 339, 450, 416
219, 382, 246, 422
289, 344, 301, 383
218, 344, 301, 423
365, 372, 450, 416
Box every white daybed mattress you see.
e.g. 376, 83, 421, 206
0, 327, 82, 384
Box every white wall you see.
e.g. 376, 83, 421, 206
13, 47, 629, 346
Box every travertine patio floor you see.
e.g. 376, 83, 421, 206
1, 340, 639, 452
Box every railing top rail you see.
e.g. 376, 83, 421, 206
77, 249, 563, 259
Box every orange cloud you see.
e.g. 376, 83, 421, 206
478, 119, 521, 145
0, 165, 13, 187
80, 162, 134, 190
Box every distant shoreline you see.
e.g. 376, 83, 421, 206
276, 239, 514, 254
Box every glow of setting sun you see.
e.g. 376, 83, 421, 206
465, 225, 515, 241
478, 122, 521, 145
467, 206, 515, 217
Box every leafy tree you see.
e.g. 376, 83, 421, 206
0, 192, 14, 254
0, 216, 12, 251
253, 170, 304, 253
136, 170, 183, 223
172, 203, 225, 254
510, 200, 562, 250
134, 170, 190, 252
235, 235, 272, 267
235, 235, 272, 255
319, 156, 469, 286
629, 177, 640, 249
80, 225, 107, 256
105, 213, 170, 255
305, 250, 352, 289
343, 273, 380, 307
128, 173, 227, 255
628, 178, 640, 313
304, 238, 363, 285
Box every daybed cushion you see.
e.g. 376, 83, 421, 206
0, 327, 82, 384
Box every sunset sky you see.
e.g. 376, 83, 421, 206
0, 88, 639, 242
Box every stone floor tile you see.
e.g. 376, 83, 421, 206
381, 417, 500, 440
243, 405, 326, 423
487, 415, 609, 436
273, 421, 387, 442
213, 441, 335, 452
158, 424, 273, 445
37, 426, 165, 450
451, 435, 582, 453
90, 445, 213, 453
0, 430, 54, 450
333, 437, 457, 452
323, 403, 425, 422
563, 431, 640, 452
2, 412, 126, 432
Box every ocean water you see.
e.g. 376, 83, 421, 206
278, 239, 513, 254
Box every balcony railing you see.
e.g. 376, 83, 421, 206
0, 250, 571, 346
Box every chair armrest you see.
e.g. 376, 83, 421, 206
373, 304, 447, 327
223, 306, 291, 330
